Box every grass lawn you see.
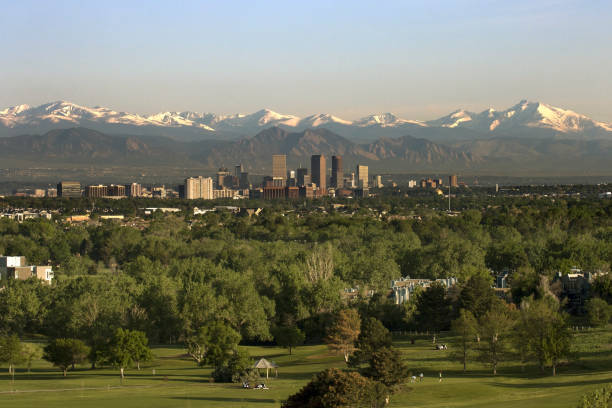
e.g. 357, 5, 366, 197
0, 327, 610, 407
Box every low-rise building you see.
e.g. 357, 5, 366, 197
555, 268, 605, 311
0, 256, 53, 284
391, 276, 457, 304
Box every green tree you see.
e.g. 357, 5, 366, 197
509, 266, 539, 305
43, 338, 89, 377
414, 282, 452, 343
592, 274, 612, 304
211, 348, 257, 383
102, 328, 152, 380
361, 346, 408, 390
282, 368, 372, 408
187, 321, 241, 367
519, 296, 573, 375
451, 309, 478, 372
349, 317, 392, 368
458, 275, 496, 319
585, 297, 611, 327
325, 309, 361, 363
0, 334, 23, 381
576, 383, 612, 408
478, 300, 515, 375
272, 325, 305, 355
20, 343, 42, 373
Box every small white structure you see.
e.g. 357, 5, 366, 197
253, 358, 278, 379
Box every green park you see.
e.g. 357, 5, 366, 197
0, 193, 611, 407
0, 326, 610, 408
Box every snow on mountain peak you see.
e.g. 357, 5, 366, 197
1, 100, 611, 137
300, 113, 352, 127
352, 113, 425, 127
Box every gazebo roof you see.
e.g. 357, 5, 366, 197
253, 358, 278, 369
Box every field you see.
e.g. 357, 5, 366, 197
0, 328, 610, 408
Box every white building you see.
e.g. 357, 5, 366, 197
185, 176, 214, 199
391, 276, 457, 304
0, 256, 53, 284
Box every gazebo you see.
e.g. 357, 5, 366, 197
253, 358, 278, 379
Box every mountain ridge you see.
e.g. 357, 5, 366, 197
1, 100, 611, 142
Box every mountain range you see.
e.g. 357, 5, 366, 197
1, 126, 610, 176
2, 100, 611, 142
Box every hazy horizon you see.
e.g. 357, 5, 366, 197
2, 0, 611, 122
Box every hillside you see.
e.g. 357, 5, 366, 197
1, 127, 611, 176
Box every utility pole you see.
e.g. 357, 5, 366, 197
448, 184, 451, 212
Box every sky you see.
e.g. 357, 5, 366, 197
1, 0, 611, 121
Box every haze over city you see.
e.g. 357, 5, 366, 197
2, 0, 612, 121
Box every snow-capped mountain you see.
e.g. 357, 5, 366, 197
0, 100, 610, 141
425, 100, 612, 138
353, 113, 425, 128
298, 113, 352, 128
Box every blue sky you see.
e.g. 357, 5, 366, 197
1, 0, 611, 121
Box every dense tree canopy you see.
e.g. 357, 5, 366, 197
0, 194, 608, 370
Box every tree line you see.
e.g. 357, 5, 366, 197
0, 195, 610, 383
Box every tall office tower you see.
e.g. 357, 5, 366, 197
331, 155, 343, 189
216, 167, 231, 189
311, 154, 326, 190
449, 174, 459, 188
235, 164, 244, 178
356, 164, 368, 188
288, 170, 296, 187
57, 181, 81, 198
296, 168, 308, 187
272, 155, 287, 180
126, 183, 142, 197
239, 172, 250, 189
374, 175, 383, 188
185, 176, 214, 199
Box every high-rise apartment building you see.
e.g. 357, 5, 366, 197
311, 155, 326, 191
86, 185, 108, 198
331, 156, 343, 189
107, 184, 126, 197
126, 183, 142, 197
185, 176, 213, 199
57, 181, 81, 198
272, 155, 287, 180
356, 165, 368, 188
449, 174, 459, 188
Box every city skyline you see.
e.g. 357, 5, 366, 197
2, 1, 611, 122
